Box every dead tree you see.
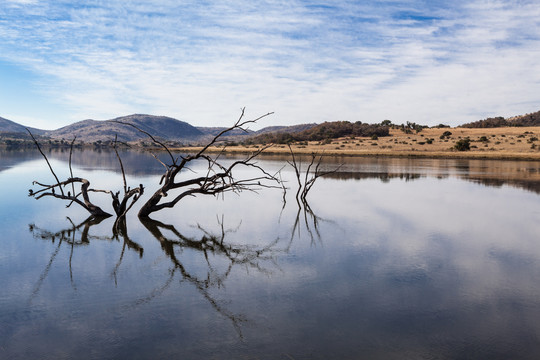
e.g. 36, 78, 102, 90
117, 108, 280, 218
109, 137, 144, 228
285, 146, 341, 244
27, 130, 112, 217
27, 130, 143, 221
287, 145, 341, 206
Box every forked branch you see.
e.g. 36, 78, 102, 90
27, 129, 142, 220
287, 145, 341, 206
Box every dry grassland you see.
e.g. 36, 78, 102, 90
197, 126, 540, 160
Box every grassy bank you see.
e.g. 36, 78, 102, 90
171, 126, 540, 161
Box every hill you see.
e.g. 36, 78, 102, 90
249, 121, 389, 144
3, 108, 540, 145
462, 110, 540, 128
0, 116, 44, 135
46, 114, 204, 142
253, 123, 318, 135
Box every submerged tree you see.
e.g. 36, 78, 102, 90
27, 131, 144, 223
284, 145, 341, 244
115, 108, 280, 218
28, 108, 341, 227
287, 144, 341, 206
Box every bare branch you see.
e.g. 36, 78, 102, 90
115, 109, 278, 218
28, 132, 142, 220
111, 120, 176, 165
287, 146, 342, 206
29, 177, 112, 217
68, 136, 77, 200
26, 128, 65, 196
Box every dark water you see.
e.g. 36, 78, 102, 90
1, 149, 540, 359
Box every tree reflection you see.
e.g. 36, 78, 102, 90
140, 216, 286, 336
28, 215, 288, 337
28, 216, 143, 296
288, 203, 327, 246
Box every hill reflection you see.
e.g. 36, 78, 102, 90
3, 148, 540, 194
323, 170, 540, 194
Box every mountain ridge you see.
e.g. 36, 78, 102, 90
0, 116, 45, 135
0, 113, 316, 142
42, 114, 204, 142
3, 109, 540, 143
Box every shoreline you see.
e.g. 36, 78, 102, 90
173, 147, 540, 161
5, 126, 540, 162
166, 145, 540, 161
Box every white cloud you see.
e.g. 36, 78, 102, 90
0, 0, 539, 128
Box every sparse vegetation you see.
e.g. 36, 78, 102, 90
249, 121, 390, 144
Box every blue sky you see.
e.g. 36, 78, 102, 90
0, 0, 539, 130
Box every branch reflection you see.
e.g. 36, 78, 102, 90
28, 215, 289, 338
28, 216, 143, 297
140, 216, 286, 337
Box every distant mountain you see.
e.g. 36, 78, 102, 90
5, 107, 538, 145
0, 116, 44, 135
46, 114, 204, 142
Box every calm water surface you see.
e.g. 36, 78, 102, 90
1, 149, 540, 359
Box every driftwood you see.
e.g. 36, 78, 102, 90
28, 109, 342, 229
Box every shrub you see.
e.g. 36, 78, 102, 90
320, 138, 332, 145
440, 131, 452, 139
454, 138, 471, 151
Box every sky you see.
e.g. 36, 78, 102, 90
0, 0, 539, 130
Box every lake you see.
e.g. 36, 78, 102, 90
1, 148, 540, 359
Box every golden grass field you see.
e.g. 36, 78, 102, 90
192, 126, 540, 161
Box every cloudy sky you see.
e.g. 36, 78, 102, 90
0, 0, 539, 130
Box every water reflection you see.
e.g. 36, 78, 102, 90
29, 216, 143, 295
27, 215, 289, 337
3, 149, 540, 359
4, 148, 539, 194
